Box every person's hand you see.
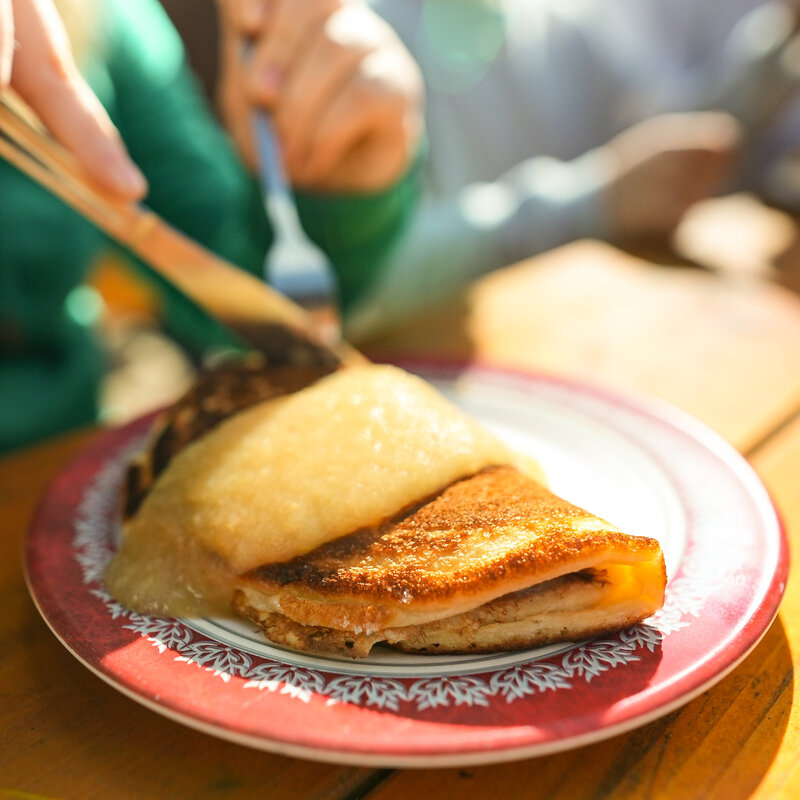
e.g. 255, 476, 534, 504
604, 112, 742, 241
217, 0, 423, 193
0, 0, 146, 198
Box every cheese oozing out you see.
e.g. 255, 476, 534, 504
105, 365, 535, 617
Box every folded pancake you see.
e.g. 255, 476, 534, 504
106, 364, 536, 617
233, 465, 666, 657
107, 361, 666, 659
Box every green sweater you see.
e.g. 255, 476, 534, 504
0, 0, 417, 454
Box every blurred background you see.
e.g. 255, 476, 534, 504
47, 0, 800, 432
85, 0, 219, 428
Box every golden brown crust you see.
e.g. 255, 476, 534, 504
241, 465, 662, 607
232, 596, 380, 658
233, 569, 662, 658
387, 613, 648, 655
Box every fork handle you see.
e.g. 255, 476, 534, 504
240, 37, 307, 240
251, 110, 305, 240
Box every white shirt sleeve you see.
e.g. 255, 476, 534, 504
345, 146, 614, 340
350, 0, 629, 336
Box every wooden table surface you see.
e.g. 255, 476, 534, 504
3, 198, 800, 799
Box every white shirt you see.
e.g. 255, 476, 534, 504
349, 0, 800, 337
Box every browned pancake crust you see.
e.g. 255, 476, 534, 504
123, 357, 336, 519
242, 465, 662, 605
233, 570, 656, 658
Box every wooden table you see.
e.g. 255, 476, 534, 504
3, 209, 800, 798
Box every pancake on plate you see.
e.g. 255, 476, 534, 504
106, 360, 666, 658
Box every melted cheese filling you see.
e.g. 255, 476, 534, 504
106, 365, 531, 616
595, 561, 666, 610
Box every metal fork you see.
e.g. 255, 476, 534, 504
250, 107, 341, 347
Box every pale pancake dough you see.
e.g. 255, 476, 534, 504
106, 365, 534, 616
